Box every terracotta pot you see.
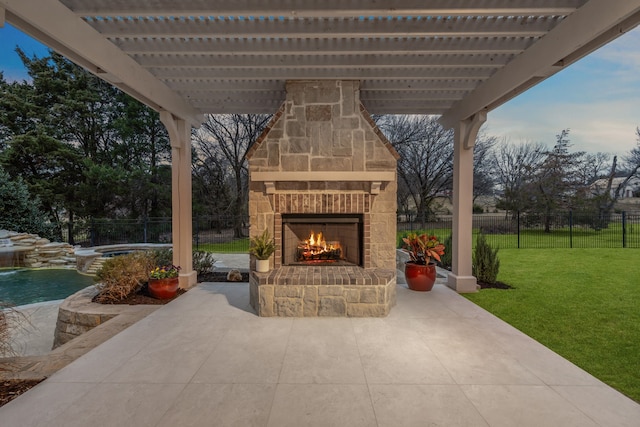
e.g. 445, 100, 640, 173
404, 262, 437, 292
148, 277, 179, 299
256, 259, 270, 273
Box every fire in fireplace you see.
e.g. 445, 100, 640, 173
297, 231, 343, 263
282, 214, 362, 266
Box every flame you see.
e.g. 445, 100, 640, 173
299, 230, 341, 260
308, 231, 326, 249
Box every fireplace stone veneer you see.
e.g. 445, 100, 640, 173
247, 80, 398, 317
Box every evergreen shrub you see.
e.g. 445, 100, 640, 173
473, 232, 500, 284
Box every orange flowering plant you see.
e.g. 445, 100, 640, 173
402, 232, 445, 265
149, 265, 181, 279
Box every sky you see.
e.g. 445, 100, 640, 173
1, 22, 639, 157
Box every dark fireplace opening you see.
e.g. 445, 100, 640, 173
282, 214, 363, 266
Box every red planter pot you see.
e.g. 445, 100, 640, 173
404, 262, 437, 292
148, 277, 179, 299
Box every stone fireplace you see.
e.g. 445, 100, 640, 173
247, 80, 398, 317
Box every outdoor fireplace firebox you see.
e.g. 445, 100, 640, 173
282, 214, 363, 266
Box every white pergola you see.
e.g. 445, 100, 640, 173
2, 0, 640, 290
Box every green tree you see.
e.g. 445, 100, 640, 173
0, 48, 173, 237
527, 129, 585, 232
0, 166, 54, 239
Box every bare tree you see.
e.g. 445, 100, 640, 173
377, 115, 454, 224
575, 152, 611, 187
193, 114, 271, 237
574, 129, 640, 227
599, 127, 640, 209
492, 139, 546, 215
473, 131, 498, 204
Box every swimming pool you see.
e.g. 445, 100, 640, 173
0, 269, 95, 307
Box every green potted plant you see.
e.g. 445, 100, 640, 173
148, 264, 181, 299
402, 232, 445, 291
249, 228, 276, 273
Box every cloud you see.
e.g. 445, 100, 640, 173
488, 27, 640, 156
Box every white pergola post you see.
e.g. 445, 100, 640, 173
160, 111, 197, 288
447, 112, 487, 293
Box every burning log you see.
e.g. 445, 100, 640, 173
296, 231, 343, 262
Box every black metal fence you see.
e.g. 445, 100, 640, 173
398, 211, 640, 249
61, 211, 640, 251
61, 215, 249, 252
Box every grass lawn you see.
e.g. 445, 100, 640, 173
196, 238, 249, 253
463, 248, 640, 402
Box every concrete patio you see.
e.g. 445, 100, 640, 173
1, 278, 639, 426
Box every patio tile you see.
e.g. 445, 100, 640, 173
552, 385, 640, 427
0, 382, 95, 427
46, 318, 160, 383
157, 383, 276, 427
279, 318, 366, 384
409, 316, 488, 341
267, 384, 376, 427
3, 282, 639, 426
47, 383, 186, 427
389, 288, 461, 319
491, 332, 603, 386
102, 316, 226, 383
192, 317, 292, 384
426, 337, 543, 385
353, 319, 455, 384
461, 384, 599, 427
370, 384, 489, 427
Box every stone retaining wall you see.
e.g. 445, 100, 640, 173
53, 286, 160, 348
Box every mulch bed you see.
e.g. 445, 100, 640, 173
92, 286, 188, 305
90, 271, 249, 305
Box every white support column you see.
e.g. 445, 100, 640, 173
160, 111, 196, 288
447, 112, 486, 293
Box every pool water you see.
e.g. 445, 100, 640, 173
0, 269, 95, 306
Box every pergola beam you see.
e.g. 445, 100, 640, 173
62, 0, 586, 18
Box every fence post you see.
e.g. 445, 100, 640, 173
143, 217, 148, 243
569, 210, 573, 249
622, 211, 627, 248
90, 218, 95, 247
517, 211, 521, 249
195, 217, 200, 251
